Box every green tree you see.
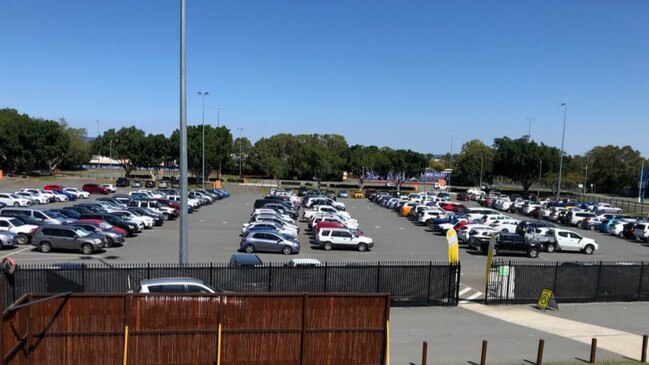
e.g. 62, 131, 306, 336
94, 127, 148, 176
232, 136, 253, 175
348, 145, 382, 187
587, 145, 645, 194
452, 139, 494, 187
492, 137, 560, 194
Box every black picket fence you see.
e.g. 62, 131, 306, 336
1, 261, 461, 307
486, 260, 649, 304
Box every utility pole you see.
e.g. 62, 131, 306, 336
198, 91, 209, 188
449, 135, 453, 189
526, 117, 536, 139
557, 103, 567, 200
216, 108, 223, 179
237, 128, 243, 176
538, 159, 542, 199
179, 0, 189, 265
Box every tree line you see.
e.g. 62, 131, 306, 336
1, 108, 646, 195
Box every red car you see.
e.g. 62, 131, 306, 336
78, 219, 128, 237
314, 221, 347, 234
82, 183, 110, 195
43, 184, 65, 191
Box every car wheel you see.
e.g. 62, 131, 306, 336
244, 244, 255, 253
584, 245, 595, 255
163, 213, 170, 221
590, 226, 596, 231
39, 241, 52, 253
546, 243, 556, 253
81, 244, 94, 255
106, 237, 115, 248
528, 248, 539, 258
576, 220, 582, 227
323, 242, 333, 251
281, 246, 292, 255
13, 202, 20, 207
501, 229, 509, 233
16, 234, 28, 245
358, 243, 368, 252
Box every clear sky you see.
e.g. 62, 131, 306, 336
2, 1, 648, 157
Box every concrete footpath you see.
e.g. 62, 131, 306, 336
390, 302, 649, 365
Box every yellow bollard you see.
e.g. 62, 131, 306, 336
123, 325, 129, 365
217, 323, 222, 365
385, 320, 390, 365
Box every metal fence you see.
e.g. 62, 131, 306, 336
486, 260, 649, 304
2, 261, 460, 308
571, 192, 648, 215
2, 289, 390, 365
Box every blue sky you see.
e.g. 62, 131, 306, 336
2, 1, 648, 157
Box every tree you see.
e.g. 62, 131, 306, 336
232, 137, 253, 175
94, 127, 148, 176
492, 137, 560, 194
452, 139, 494, 187
59, 119, 91, 170
348, 145, 382, 187
586, 145, 645, 194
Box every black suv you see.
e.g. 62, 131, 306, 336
116, 177, 130, 187
480, 233, 543, 258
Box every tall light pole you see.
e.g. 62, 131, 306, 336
109, 139, 118, 171
237, 128, 243, 176
538, 159, 542, 199
448, 135, 454, 189
478, 155, 484, 188
526, 117, 536, 139
179, 0, 189, 265
198, 91, 209, 188
214, 106, 224, 127
584, 155, 590, 195
557, 103, 567, 200
215, 107, 224, 179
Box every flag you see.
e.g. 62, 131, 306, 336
446, 228, 459, 265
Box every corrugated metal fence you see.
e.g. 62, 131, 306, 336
1, 287, 390, 365
2, 261, 460, 308
486, 260, 649, 304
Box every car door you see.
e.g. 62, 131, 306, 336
0, 220, 10, 232
556, 231, 577, 251
60, 228, 78, 250
265, 232, 284, 253
338, 230, 354, 247
569, 232, 585, 250
252, 232, 272, 251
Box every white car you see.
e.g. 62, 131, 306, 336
310, 214, 359, 230
101, 184, 117, 193
38, 190, 68, 202
64, 188, 90, 199
458, 224, 494, 242
419, 209, 445, 226
481, 215, 512, 225
241, 222, 298, 238
490, 220, 520, 233
15, 191, 49, 204
315, 228, 373, 252
0, 193, 32, 207
115, 210, 154, 228
0, 217, 38, 245
522, 204, 542, 215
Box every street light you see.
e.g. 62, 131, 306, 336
478, 155, 484, 188
237, 128, 243, 176
526, 117, 536, 139
215, 107, 225, 179
448, 135, 454, 189
557, 103, 567, 200
179, 0, 189, 264
198, 91, 209, 188
538, 159, 542, 199
109, 139, 118, 171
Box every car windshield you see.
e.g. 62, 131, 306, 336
98, 222, 113, 230
44, 211, 66, 219
8, 218, 23, 226
74, 228, 91, 237
10, 194, 22, 199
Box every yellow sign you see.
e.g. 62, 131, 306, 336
537, 288, 554, 310
446, 228, 459, 265
485, 232, 496, 285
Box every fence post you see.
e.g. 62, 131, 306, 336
323, 262, 328, 292
209, 262, 214, 287
1, 274, 4, 362
536, 339, 545, 365
300, 294, 308, 364
642, 335, 648, 363
268, 263, 273, 292
589, 338, 597, 363
421, 341, 428, 365
595, 261, 603, 300
455, 264, 461, 305
480, 340, 488, 365
446, 264, 453, 306
147, 263, 151, 279
552, 262, 559, 293
638, 262, 645, 299
505, 261, 512, 303
376, 262, 381, 293
426, 262, 432, 305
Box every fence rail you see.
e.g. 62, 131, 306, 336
570, 192, 648, 215
486, 260, 649, 304
2, 261, 460, 308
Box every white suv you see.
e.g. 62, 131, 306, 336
316, 228, 374, 252
634, 222, 649, 242
0, 193, 32, 207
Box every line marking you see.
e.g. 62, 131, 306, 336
459, 288, 472, 296
399, 227, 404, 230
0, 246, 32, 259
374, 226, 381, 229
466, 292, 483, 301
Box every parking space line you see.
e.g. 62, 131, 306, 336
459, 287, 472, 296
0, 246, 32, 259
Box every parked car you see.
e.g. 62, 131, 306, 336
240, 231, 300, 255
131, 179, 142, 188
0, 231, 18, 249
116, 178, 130, 187
479, 233, 543, 258
43, 184, 65, 191
338, 190, 349, 198
31, 225, 107, 254
138, 277, 219, 293
0, 193, 32, 207
229, 253, 264, 267
0, 207, 66, 224
63, 188, 91, 199
145, 180, 155, 188
315, 228, 374, 252
633, 222, 649, 242
82, 184, 110, 195
528, 228, 598, 254
0, 217, 37, 245
68, 221, 125, 247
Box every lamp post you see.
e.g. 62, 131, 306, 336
448, 135, 453, 189
109, 139, 118, 171
478, 155, 484, 188
198, 91, 209, 188
526, 117, 536, 139
557, 103, 568, 200
584, 155, 590, 195
215, 107, 224, 179
538, 159, 542, 199
237, 128, 243, 176
179, 0, 189, 265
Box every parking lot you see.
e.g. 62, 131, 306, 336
2, 189, 649, 297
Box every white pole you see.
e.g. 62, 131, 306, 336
640, 160, 645, 203
557, 103, 567, 200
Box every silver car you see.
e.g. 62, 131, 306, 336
31, 225, 107, 254
240, 230, 300, 255
0, 231, 18, 249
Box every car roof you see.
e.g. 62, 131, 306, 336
230, 253, 263, 264
140, 277, 205, 286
